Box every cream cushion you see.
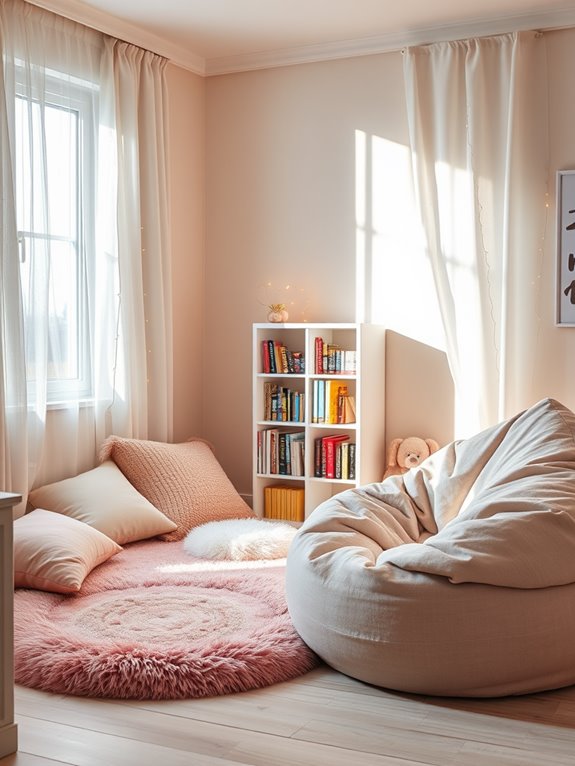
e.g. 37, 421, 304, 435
286, 398, 575, 697
14, 509, 122, 594
100, 436, 255, 542
28, 460, 177, 544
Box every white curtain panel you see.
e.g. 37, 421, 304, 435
0, 0, 172, 504
100, 38, 173, 445
404, 32, 548, 437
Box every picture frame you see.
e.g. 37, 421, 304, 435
556, 169, 575, 326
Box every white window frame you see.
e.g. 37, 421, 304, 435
15, 71, 97, 405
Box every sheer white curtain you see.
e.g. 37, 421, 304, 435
0, 0, 172, 508
404, 32, 548, 437
100, 38, 173, 444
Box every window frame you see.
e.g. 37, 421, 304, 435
15, 71, 97, 405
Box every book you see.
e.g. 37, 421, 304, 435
280, 344, 289, 374
317, 379, 325, 423
348, 442, 356, 480
262, 341, 271, 373
312, 380, 319, 423
278, 432, 288, 474
264, 485, 305, 522
340, 441, 349, 480
343, 394, 356, 424
256, 431, 264, 473
326, 380, 340, 424
343, 350, 357, 374
293, 391, 300, 422
269, 429, 279, 474
322, 434, 350, 479
267, 340, 276, 373
288, 431, 305, 476
273, 341, 283, 374
313, 436, 323, 477
314, 337, 323, 374
292, 352, 304, 373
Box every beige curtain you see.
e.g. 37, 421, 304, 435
404, 32, 548, 436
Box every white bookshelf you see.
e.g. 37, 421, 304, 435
252, 323, 386, 520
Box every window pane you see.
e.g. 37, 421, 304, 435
15, 97, 78, 238
48, 239, 79, 381
45, 104, 78, 238
20, 238, 79, 383
15, 88, 88, 400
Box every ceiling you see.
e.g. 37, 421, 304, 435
30, 0, 575, 75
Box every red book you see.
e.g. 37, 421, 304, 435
315, 337, 324, 374
262, 340, 271, 373
322, 434, 349, 479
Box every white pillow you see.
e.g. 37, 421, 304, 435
28, 460, 177, 545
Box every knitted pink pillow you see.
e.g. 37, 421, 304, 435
100, 436, 254, 541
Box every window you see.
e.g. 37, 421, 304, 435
15, 74, 96, 403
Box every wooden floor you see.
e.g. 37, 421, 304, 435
2, 666, 575, 766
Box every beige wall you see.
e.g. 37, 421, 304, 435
194, 29, 575, 498
203, 52, 438, 497
536, 28, 575, 408
167, 64, 206, 443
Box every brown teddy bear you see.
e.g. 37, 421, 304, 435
383, 436, 440, 480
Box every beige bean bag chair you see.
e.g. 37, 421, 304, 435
286, 398, 575, 697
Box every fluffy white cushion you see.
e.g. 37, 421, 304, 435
27, 460, 177, 545
184, 518, 298, 561
14, 509, 122, 594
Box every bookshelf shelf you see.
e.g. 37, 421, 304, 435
252, 323, 386, 521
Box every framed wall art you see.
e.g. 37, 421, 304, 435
556, 169, 575, 326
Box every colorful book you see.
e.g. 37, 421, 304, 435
262, 341, 271, 373
322, 434, 350, 479
315, 337, 324, 374
326, 380, 340, 424
348, 442, 356, 480
317, 380, 325, 423
267, 340, 277, 373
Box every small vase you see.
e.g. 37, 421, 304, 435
268, 304, 289, 323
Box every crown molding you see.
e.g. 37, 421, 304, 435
24, 1, 575, 78
205, 7, 575, 75
25, 0, 206, 74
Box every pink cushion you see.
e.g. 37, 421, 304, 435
14, 509, 122, 594
100, 436, 255, 542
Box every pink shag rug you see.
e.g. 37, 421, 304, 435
14, 539, 318, 700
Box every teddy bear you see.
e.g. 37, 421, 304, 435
383, 436, 440, 480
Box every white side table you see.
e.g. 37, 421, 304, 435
0, 492, 21, 757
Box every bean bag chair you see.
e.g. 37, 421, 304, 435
286, 398, 575, 697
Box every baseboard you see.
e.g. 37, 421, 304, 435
239, 493, 253, 509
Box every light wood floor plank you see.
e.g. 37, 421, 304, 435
5, 668, 575, 766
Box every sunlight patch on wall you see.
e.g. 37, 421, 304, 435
434, 158, 486, 400
355, 129, 444, 351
